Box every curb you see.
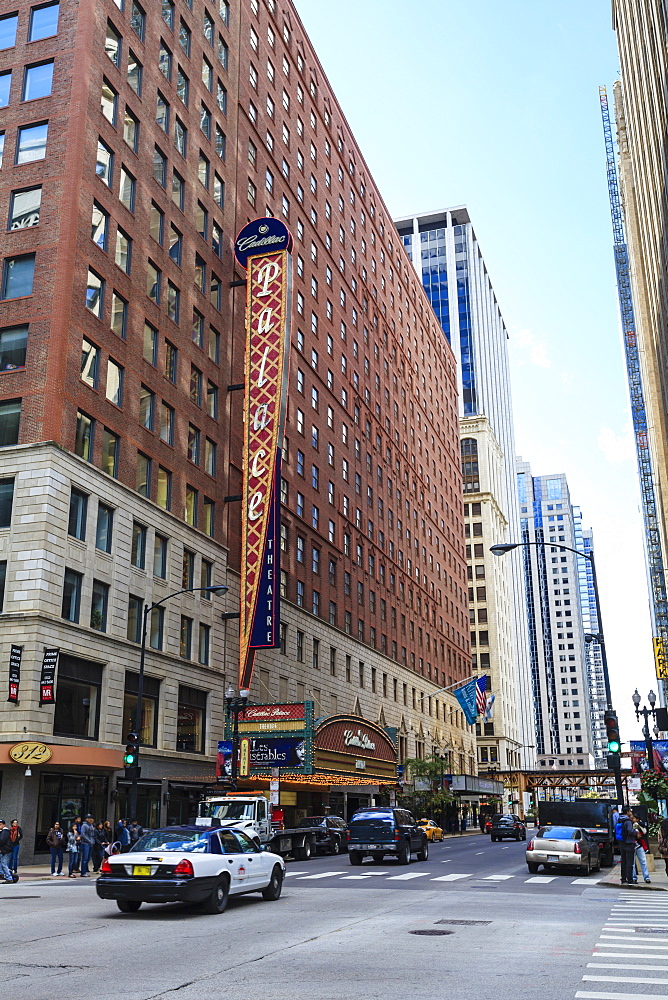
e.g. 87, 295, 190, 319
598, 863, 668, 891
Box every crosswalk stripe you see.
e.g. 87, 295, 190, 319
589, 963, 668, 971
430, 873, 472, 882
596, 944, 668, 951
524, 876, 556, 883
284, 871, 311, 877
576, 992, 668, 999
386, 872, 432, 881
340, 875, 377, 880
296, 871, 348, 880
593, 954, 668, 960
571, 878, 602, 885
481, 874, 514, 881
583, 974, 668, 984
600, 934, 668, 943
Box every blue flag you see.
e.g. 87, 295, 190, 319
454, 678, 479, 725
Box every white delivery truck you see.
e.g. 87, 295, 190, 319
197, 793, 322, 860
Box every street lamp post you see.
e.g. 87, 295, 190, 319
632, 689, 658, 768
128, 585, 229, 823
225, 685, 250, 790
490, 540, 624, 804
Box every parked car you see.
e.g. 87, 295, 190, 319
95, 825, 285, 914
417, 818, 444, 842
490, 814, 527, 841
296, 815, 348, 854
526, 825, 601, 875
347, 808, 429, 865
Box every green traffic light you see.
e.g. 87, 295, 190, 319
124, 753, 136, 764
608, 740, 620, 753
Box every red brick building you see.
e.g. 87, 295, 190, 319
0, 0, 472, 854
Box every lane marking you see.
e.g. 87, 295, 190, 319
596, 944, 668, 951
576, 993, 668, 999
600, 934, 668, 942
589, 964, 668, 971
582, 975, 668, 984
296, 871, 349, 880
524, 876, 556, 883
475, 852, 485, 855
284, 871, 310, 877
593, 954, 668, 960
430, 873, 472, 882
340, 875, 376, 880
386, 872, 432, 881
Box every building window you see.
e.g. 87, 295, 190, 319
61, 568, 82, 622
85, 268, 103, 316
157, 466, 171, 509
180, 615, 193, 658
0, 396, 18, 444
136, 452, 151, 497
67, 487, 87, 540
153, 534, 168, 579
80, 337, 99, 388
9, 187, 41, 230
100, 427, 119, 477
96, 138, 113, 185
150, 606, 164, 651
203, 497, 215, 536
95, 502, 113, 553
131, 522, 146, 569
124, 671, 159, 747
198, 623, 210, 665
177, 685, 206, 752
185, 485, 198, 526
16, 122, 48, 164
23, 60, 54, 101
127, 594, 143, 642
75, 410, 94, 460
2, 254, 35, 300
53, 655, 102, 740
296, 630, 304, 662
90, 579, 108, 631
30, 4, 60, 42
100, 79, 117, 124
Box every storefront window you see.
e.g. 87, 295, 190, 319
53, 655, 102, 739
176, 684, 207, 753
35, 772, 108, 853
123, 671, 159, 747
114, 782, 161, 830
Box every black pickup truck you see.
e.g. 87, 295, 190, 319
537, 799, 617, 866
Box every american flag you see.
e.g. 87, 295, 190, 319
476, 676, 487, 717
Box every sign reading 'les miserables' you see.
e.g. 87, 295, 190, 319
237, 219, 292, 690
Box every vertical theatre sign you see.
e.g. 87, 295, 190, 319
7, 645, 22, 703
235, 218, 293, 690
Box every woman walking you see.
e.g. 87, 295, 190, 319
66, 823, 81, 878
7, 820, 22, 875
46, 821, 66, 875
629, 810, 651, 883
92, 821, 107, 872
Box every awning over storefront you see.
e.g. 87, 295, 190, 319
313, 716, 397, 784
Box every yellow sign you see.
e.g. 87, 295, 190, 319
9, 742, 53, 764
654, 637, 668, 679
239, 737, 250, 778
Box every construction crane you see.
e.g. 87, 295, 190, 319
599, 85, 668, 683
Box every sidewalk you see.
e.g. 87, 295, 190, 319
599, 859, 668, 891
7, 865, 101, 883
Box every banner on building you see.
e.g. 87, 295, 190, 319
654, 637, 668, 679
217, 736, 309, 776
236, 218, 292, 691
39, 648, 59, 705
7, 644, 22, 703
454, 678, 479, 726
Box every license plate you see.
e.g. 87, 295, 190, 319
362, 844, 383, 850
133, 865, 151, 876
547, 855, 559, 862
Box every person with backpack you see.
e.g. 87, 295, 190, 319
616, 808, 637, 884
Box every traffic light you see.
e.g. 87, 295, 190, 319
604, 710, 621, 754
124, 732, 140, 779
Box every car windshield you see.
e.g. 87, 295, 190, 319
201, 801, 256, 820
495, 815, 515, 823
350, 812, 393, 825
297, 817, 326, 827
538, 826, 578, 840
133, 830, 208, 852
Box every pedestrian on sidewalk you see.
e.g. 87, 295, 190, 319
461, 815, 467, 834
7, 819, 22, 875
629, 810, 651, 883
659, 818, 668, 872
79, 815, 95, 876
46, 822, 66, 875
92, 822, 107, 872
116, 819, 131, 852
66, 823, 81, 878
128, 819, 144, 846
618, 808, 636, 884
0, 820, 15, 883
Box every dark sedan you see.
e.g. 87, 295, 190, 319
297, 815, 348, 854
490, 814, 527, 841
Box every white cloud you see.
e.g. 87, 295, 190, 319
597, 424, 635, 464
510, 327, 552, 368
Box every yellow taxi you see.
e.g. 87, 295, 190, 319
418, 818, 444, 842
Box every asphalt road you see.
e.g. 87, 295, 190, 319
285, 831, 614, 895
0, 833, 623, 1000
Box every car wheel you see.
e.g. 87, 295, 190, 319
349, 851, 363, 866
261, 865, 283, 901
201, 875, 229, 914
491, 835, 497, 842
116, 899, 141, 913
516, 833, 521, 841
416, 839, 429, 863
398, 840, 411, 865
527, 863, 540, 874
594, 856, 601, 873
297, 840, 312, 862
372, 853, 385, 863
330, 837, 341, 856
584, 857, 591, 876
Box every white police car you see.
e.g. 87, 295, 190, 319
96, 825, 285, 914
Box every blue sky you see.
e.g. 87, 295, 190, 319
296, 0, 652, 738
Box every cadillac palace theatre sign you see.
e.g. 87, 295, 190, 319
235, 218, 293, 690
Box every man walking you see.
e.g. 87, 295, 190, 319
618, 807, 637, 884
79, 814, 96, 877
0, 820, 15, 883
